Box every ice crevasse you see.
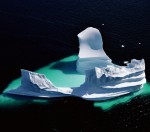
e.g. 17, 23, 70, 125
4, 27, 146, 101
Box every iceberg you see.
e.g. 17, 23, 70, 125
4, 27, 146, 101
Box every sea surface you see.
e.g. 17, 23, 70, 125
0, 0, 150, 131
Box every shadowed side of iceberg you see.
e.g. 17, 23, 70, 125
72, 84, 143, 101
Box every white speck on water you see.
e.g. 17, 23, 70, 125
139, 42, 141, 45
102, 23, 105, 26
124, 61, 129, 64
121, 45, 125, 48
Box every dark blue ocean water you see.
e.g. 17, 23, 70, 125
0, 0, 150, 131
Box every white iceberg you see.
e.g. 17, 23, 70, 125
4, 27, 146, 101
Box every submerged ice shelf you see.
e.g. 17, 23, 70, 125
4, 27, 146, 101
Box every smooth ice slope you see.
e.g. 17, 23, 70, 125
4, 27, 146, 101
76, 27, 112, 74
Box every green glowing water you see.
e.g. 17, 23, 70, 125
1, 55, 150, 110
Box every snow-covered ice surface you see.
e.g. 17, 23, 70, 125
4, 27, 146, 101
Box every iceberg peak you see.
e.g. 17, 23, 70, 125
77, 27, 112, 74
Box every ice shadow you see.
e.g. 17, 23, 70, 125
2, 93, 64, 102
50, 60, 81, 75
